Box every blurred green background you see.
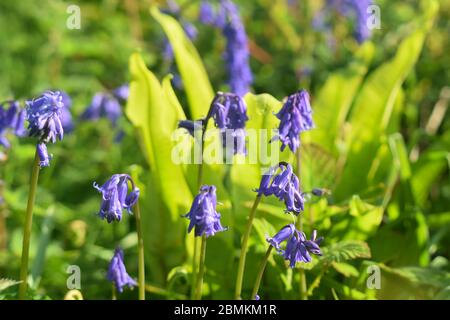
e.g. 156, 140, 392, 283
0, 0, 449, 300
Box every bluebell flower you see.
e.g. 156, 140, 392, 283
255, 294, 260, 300
272, 90, 314, 153
26, 91, 64, 144
185, 185, 226, 237
93, 174, 140, 223
200, 0, 253, 96
255, 163, 305, 214
266, 224, 296, 251
81, 92, 122, 126
268, 226, 323, 268
107, 247, 137, 293
208, 92, 248, 155
0, 101, 26, 148
26, 91, 66, 167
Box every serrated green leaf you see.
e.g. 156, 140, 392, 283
0, 279, 21, 291
320, 240, 371, 265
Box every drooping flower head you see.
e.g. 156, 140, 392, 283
255, 162, 305, 214
199, 0, 253, 96
93, 174, 140, 223
0, 100, 26, 148
208, 92, 248, 155
26, 91, 64, 144
185, 185, 226, 237
273, 90, 314, 153
113, 85, 129, 102
107, 247, 137, 293
267, 225, 323, 268
26, 91, 66, 167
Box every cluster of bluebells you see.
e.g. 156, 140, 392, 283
255, 162, 305, 214
178, 92, 248, 156
107, 247, 137, 293
26, 91, 66, 167
0, 101, 26, 149
184, 185, 226, 238
267, 224, 323, 268
209, 92, 248, 155
81, 84, 129, 127
314, 0, 374, 44
93, 174, 140, 223
199, 0, 253, 96
272, 90, 314, 153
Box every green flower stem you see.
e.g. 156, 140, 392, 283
134, 200, 146, 300
112, 284, 117, 300
190, 236, 200, 299
19, 151, 40, 300
234, 195, 262, 300
251, 246, 273, 299
296, 148, 308, 300
194, 234, 207, 300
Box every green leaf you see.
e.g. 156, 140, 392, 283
334, 2, 439, 199
329, 196, 383, 241
379, 264, 450, 289
151, 6, 214, 119
126, 52, 193, 283
319, 240, 371, 266
305, 42, 374, 156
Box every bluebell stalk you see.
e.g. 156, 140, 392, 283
94, 173, 145, 299
20, 90, 66, 299
272, 90, 314, 153
0, 100, 26, 149
199, 0, 253, 96
107, 247, 137, 293
185, 185, 226, 300
93, 174, 140, 223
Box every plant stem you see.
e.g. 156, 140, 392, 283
134, 201, 146, 300
251, 246, 273, 299
112, 284, 117, 300
19, 151, 40, 300
234, 195, 262, 300
296, 216, 308, 300
296, 148, 308, 300
194, 235, 207, 300
190, 236, 199, 299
